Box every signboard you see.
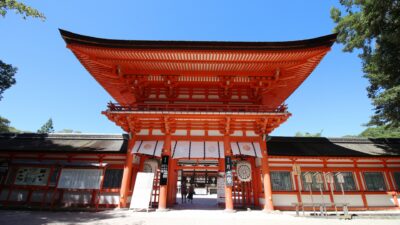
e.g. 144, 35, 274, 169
225, 156, 233, 187
160, 156, 169, 185
57, 168, 102, 189
14, 167, 50, 186
129, 172, 155, 211
315, 173, 324, 184
304, 173, 313, 184
292, 164, 301, 175
217, 174, 225, 203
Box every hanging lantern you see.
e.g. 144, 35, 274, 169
143, 159, 158, 174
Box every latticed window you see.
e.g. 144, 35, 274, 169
364, 172, 386, 191
102, 169, 123, 189
392, 172, 400, 190
333, 172, 357, 191
270, 171, 292, 191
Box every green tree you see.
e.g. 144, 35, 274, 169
37, 118, 54, 134
57, 129, 82, 133
0, 116, 10, 133
0, 60, 17, 101
331, 1, 400, 127
295, 130, 323, 137
0, 0, 45, 20
359, 126, 400, 138
0, 1, 45, 132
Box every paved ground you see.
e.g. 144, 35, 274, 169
1, 209, 400, 225
1, 195, 399, 225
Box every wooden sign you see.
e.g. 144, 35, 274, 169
292, 164, 301, 175
160, 156, 169, 185
129, 172, 155, 211
225, 156, 233, 187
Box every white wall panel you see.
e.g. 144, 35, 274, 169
366, 194, 396, 207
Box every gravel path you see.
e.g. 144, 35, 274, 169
0, 209, 400, 225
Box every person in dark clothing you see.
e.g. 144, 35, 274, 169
187, 184, 195, 203
180, 181, 187, 203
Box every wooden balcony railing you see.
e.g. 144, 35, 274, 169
106, 103, 288, 113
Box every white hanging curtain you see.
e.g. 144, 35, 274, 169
171, 141, 225, 159
132, 140, 164, 157
57, 168, 103, 189
231, 142, 262, 158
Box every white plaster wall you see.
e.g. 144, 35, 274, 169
138, 129, 149, 135
231, 131, 243, 136
62, 192, 91, 204
333, 195, 364, 207
99, 193, 120, 205
366, 194, 396, 207
208, 130, 223, 136
190, 130, 205, 136
173, 130, 187, 136
301, 195, 331, 204
151, 129, 164, 136
326, 164, 354, 168
271, 194, 298, 206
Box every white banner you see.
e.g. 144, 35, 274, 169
231, 142, 262, 158
57, 168, 103, 189
172, 141, 224, 159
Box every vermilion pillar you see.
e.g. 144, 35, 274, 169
119, 137, 136, 208
223, 135, 235, 212
158, 134, 171, 211
260, 138, 274, 211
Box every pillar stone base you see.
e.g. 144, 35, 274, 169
224, 209, 236, 213
156, 208, 170, 212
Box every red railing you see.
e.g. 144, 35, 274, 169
107, 102, 287, 113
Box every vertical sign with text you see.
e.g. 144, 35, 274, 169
225, 156, 233, 187
160, 155, 169, 185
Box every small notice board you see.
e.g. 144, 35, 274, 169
129, 172, 155, 211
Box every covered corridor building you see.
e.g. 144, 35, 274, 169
0, 30, 399, 211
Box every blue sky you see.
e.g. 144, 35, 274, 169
0, 1, 372, 137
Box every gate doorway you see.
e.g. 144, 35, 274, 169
175, 159, 219, 209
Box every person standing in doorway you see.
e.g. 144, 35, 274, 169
180, 181, 187, 203
187, 183, 195, 204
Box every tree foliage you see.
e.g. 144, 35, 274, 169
331, 1, 400, 127
57, 129, 82, 133
0, 0, 45, 20
359, 126, 400, 138
37, 118, 54, 134
0, 60, 17, 101
294, 130, 323, 137
0, 116, 10, 133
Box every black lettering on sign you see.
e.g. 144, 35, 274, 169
160, 156, 169, 185
225, 156, 233, 187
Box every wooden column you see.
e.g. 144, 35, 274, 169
119, 137, 136, 208
259, 138, 274, 211
158, 133, 171, 211
167, 158, 177, 206
353, 160, 368, 209
250, 157, 260, 207
383, 160, 399, 208
223, 134, 235, 212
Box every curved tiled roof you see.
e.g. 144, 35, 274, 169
0, 133, 398, 157
0, 133, 128, 153
267, 136, 400, 157
60, 29, 337, 51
